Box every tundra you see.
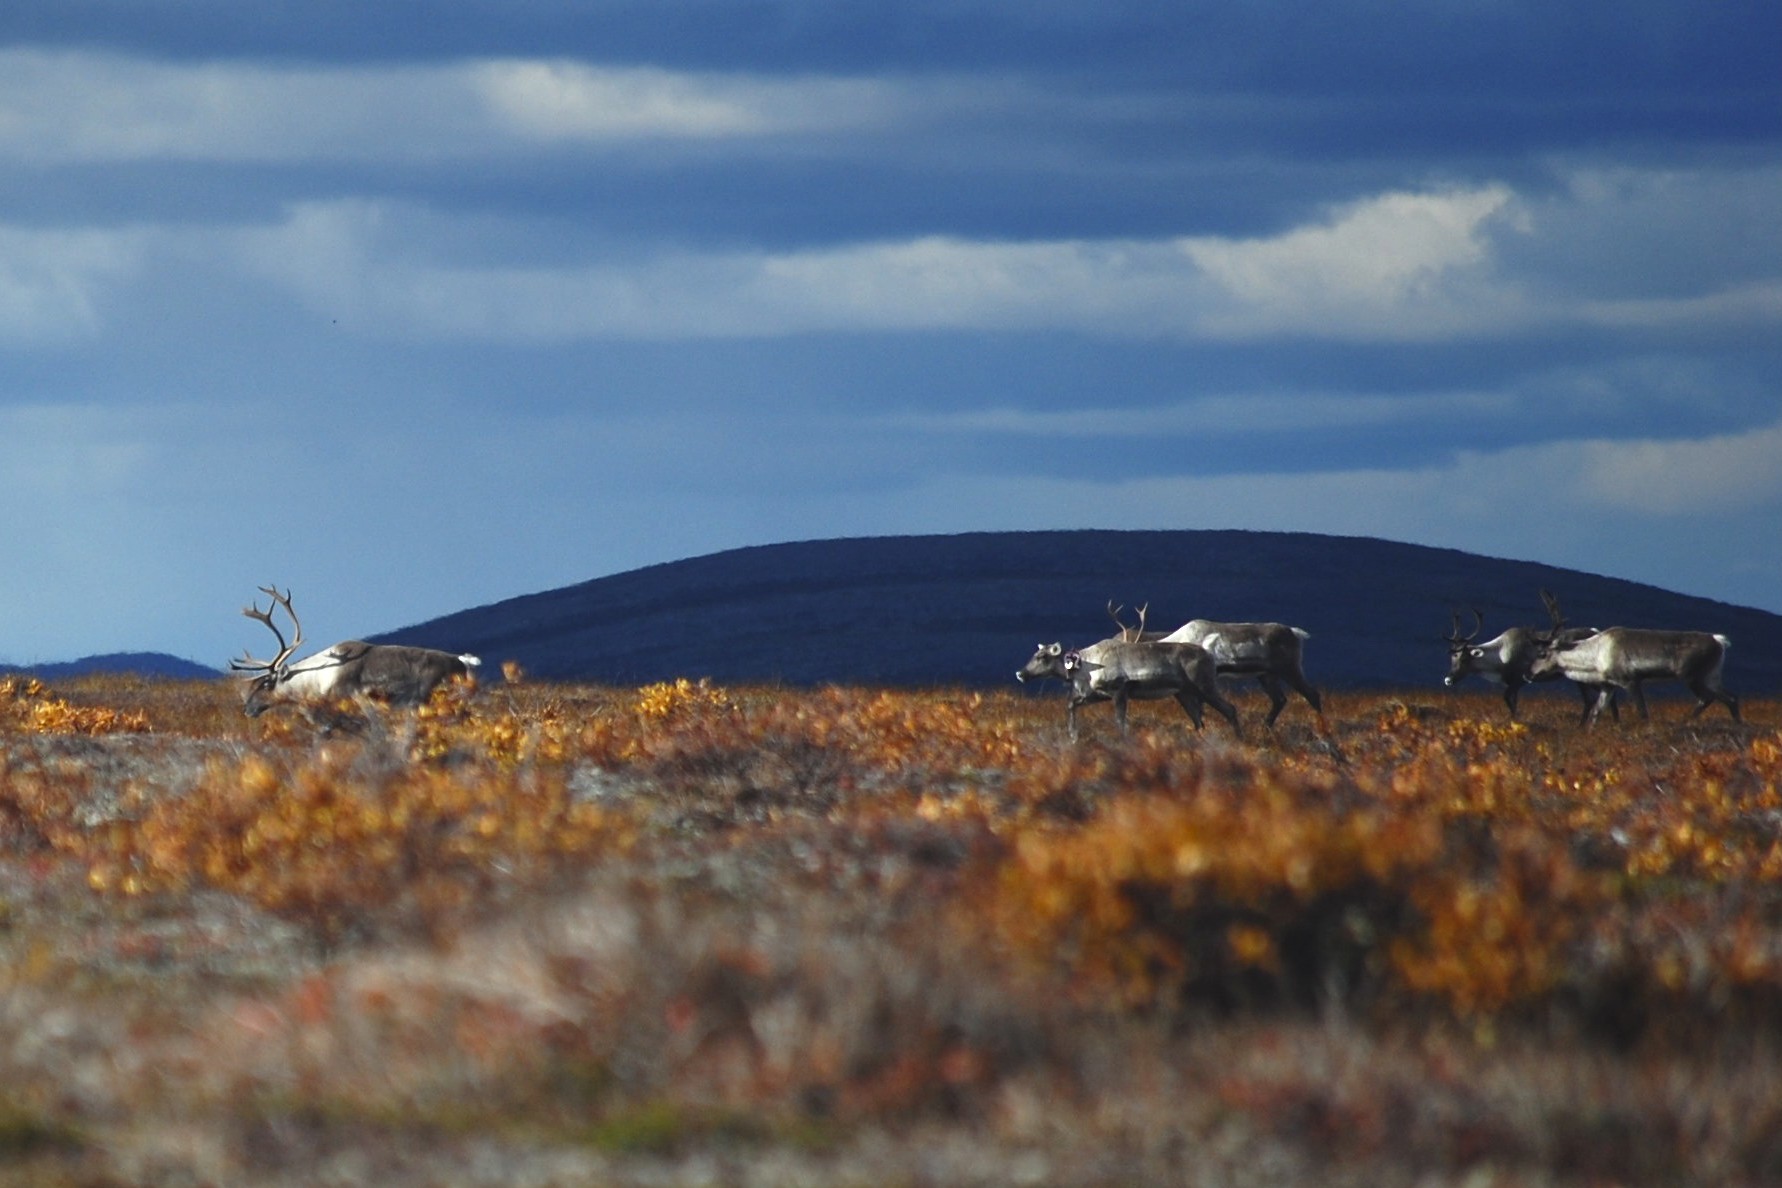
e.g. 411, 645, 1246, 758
1017, 633, 1240, 741
1526, 593, 1739, 728
230, 586, 481, 718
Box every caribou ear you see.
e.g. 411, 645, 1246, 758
1045, 642, 1062, 656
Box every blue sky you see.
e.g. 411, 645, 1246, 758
2, 1, 1779, 665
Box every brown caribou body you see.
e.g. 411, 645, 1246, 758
231, 586, 481, 718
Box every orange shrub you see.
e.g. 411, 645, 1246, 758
1, 676, 150, 734
84, 747, 635, 937
984, 702, 1782, 1026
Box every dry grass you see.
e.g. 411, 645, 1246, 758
0, 672, 1778, 1185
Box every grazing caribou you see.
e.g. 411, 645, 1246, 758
1527, 592, 1739, 728
230, 586, 481, 718
1443, 602, 1616, 721
1157, 614, 1323, 726
1018, 610, 1241, 741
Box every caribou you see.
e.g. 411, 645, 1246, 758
1443, 598, 1616, 721
230, 586, 481, 718
1156, 611, 1323, 726
1018, 605, 1240, 740
1526, 592, 1739, 728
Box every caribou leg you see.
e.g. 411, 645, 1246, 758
1258, 675, 1289, 727
1285, 671, 1323, 717
1687, 680, 1741, 721
1172, 689, 1206, 731
1201, 686, 1242, 738
1582, 685, 1618, 728
1577, 685, 1623, 726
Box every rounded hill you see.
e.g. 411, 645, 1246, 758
373, 531, 1782, 693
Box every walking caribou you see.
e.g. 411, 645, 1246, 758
1018, 610, 1240, 741
1155, 611, 1323, 726
1442, 599, 1616, 721
1526, 592, 1739, 728
230, 586, 481, 718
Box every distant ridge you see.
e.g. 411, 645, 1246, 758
373, 531, 1782, 694
1, 652, 219, 681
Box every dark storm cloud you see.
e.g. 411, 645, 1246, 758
7, 2, 1778, 145
6, 0, 1777, 85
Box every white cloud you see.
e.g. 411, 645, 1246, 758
1177, 186, 1529, 337
472, 60, 898, 140
1571, 420, 1782, 514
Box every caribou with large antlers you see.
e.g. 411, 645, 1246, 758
230, 586, 481, 718
1526, 591, 1738, 728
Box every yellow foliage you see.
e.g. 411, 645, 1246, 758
0, 676, 150, 734
81, 746, 633, 936
635, 677, 734, 722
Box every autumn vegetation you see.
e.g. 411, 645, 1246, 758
0, 669, 1778, 1185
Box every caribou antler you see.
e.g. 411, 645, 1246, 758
1106, 601, 1150, 642
1537, 588, 1568, 642
230, 585, 303, 674
1540, 588, 1564, 627
1445, 608, 1484, 644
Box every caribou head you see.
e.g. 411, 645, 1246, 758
229, 585, 307, 716
1442, 608, 1487, 687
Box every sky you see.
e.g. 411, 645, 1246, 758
1, 1, 1779, 666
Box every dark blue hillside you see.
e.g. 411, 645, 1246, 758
373, 531, 1782, 694
0, 652, 218, 681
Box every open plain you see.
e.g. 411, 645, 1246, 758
0, 672, 1778, 1186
